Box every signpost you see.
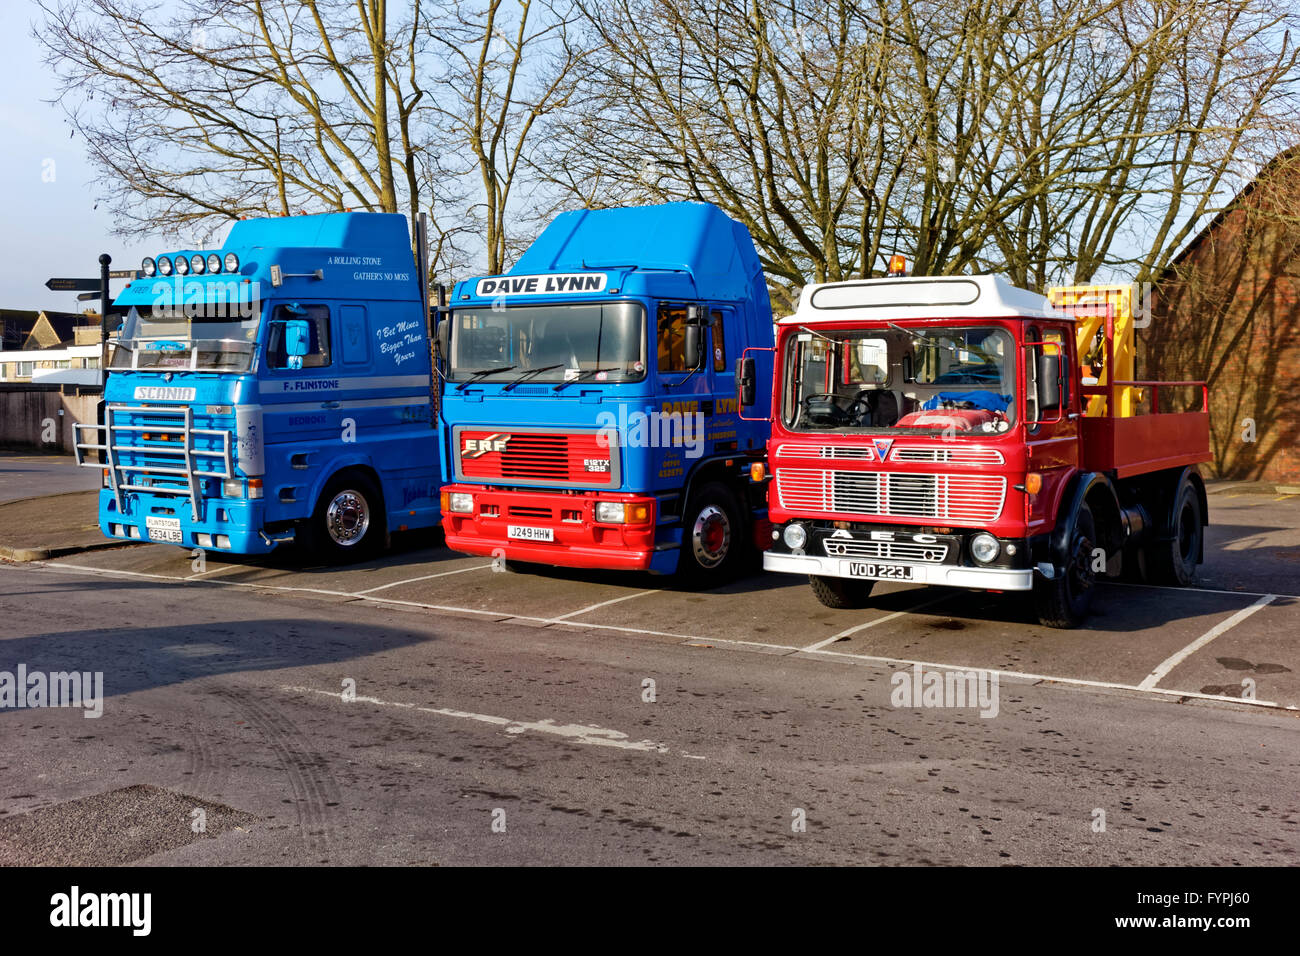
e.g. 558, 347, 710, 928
44, 277, 101, 292
99, 255, 111, 380
45, 260, 137, 383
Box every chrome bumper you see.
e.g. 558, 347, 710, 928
763, 551, 1034, 590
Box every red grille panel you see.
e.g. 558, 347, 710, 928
457, 429, 616, 487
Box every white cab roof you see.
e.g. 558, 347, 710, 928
780, 274, 1064, 324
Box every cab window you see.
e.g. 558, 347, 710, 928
268, 304, 332, 370
710, 311, 726, 372
657, 305, 689, 372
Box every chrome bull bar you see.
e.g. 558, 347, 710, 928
74, 404, 233, 522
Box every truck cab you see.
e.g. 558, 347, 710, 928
76, 212, 442, 561
439, 201, 774, 580
754, 274, 1211, 627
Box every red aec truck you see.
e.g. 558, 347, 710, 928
740, 274, 1211, 627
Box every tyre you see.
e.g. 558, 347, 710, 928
1146, 479, 1203, 587
307, 472, 385, 564
1033, 501, 1098, 628
678, 482, 743, 584
809, 574, 876, 610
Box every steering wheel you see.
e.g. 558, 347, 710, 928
802, 393, 850, 426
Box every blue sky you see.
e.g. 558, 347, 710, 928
0, 4, 171, 314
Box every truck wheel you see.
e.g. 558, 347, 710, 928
809, 575, 875, 610
308, 473, 385, 564
679, 482, 742, 584
1146, 480, 1203, 587
1033, 501, 1097, 628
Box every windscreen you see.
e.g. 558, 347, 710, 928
782, 325, 1017, 435
449, 302, 646, 384
111, 301, 261, 373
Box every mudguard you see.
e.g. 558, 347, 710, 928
1045, 472, 1120, 571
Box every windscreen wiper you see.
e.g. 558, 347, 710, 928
502, 364, 563, 392
552, 367, 618, 392
455, 365, 516, 391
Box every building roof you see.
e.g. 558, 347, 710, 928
1162, 145, 1300, 276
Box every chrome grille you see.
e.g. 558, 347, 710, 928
822, 539, 950, 563
890, 446, 1004, 464
776, 443, 874, 460
775, 469, 1005, 522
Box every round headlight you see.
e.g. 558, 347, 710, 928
141, 257, 156, 277
782, 523, 807, 550
174, 255, 190, 275
157, 256, 173, 276
971, 532, 1000, 564
224, 253, 240, 273
207, 253, 222, 274
190, 254, 206, 274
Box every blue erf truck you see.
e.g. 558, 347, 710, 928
75, 212, 442, 561
439, 201, 775, 581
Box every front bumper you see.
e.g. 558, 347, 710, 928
99, 488, 282, 555
763, 551, 1034, 590
441, 485, 673, 573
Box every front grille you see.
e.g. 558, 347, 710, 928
822, 539, 950, 563
775, 442, 1004, 464
890, 446, 1004, 464
501, 434, 570, 481
776, 443, 875, 460
776, 468, 1005, 523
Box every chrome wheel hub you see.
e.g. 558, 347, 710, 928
326, 490, 370, 546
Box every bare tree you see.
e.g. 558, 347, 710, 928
37, 0, 443, 242
425, 0, 586, 274
541, 0, 1299, 306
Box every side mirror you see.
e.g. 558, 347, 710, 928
737, 356, 756, 408
285, 318, 310, 370
683, 322, 703, 370
436, 317, 451, 365
1038, 352, 1061, 413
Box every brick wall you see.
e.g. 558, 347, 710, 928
1145, 155, 1300, 484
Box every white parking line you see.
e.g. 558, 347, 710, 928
354, 564, 494, 594
1137, 593, 1277, 690
17, 561, 1295, 712
546, 590, 660, 623
802, 595, 954, 651
281, 684, 676, 755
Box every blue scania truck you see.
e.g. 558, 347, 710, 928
75, 212, 442, 561
438, 201, 775, 580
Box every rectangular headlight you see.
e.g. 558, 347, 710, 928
222, 479, 244, 497
595, 501, 626, 523
448, 492, 474, 514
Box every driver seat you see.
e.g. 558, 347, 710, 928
870, 390, 899, 426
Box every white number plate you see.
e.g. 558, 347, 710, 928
145, 516, 183, 543
847, 561, 915, 581
507, 524, 554, 542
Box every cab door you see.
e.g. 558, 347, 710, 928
707, 306, 740, 453
1025, 323, 1079, 537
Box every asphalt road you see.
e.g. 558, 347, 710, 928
0, 453, 99, 503
1, 484, 1298, 863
